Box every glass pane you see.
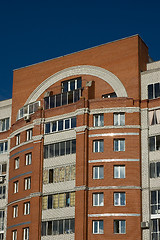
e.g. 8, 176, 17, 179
68, 92, 73, 104
6, 118, 9, 130
66, 141, 70, 154
44, 97, 49, 109
71, 117, 76, 128
62, 92, 67, 105
114, 193, 119, 205
65, 219, 70, 234
70, 219, 75, 233
100, 115, 104, 126
94, 115, 98, 127
74, 89, 80, 102
120, 140, 125, 151
77, 78, 82, 89
70, 80, 75, 91
59, 220, 63, 234
99, 220, 104, 234
48, 195, 53, 209
150, 163, 155, 178
58, 120, 63, 131
49, 169, 53, 183
72, 139, 76, 153
65, 119, 70, 129
120, 166, 125, 178
121, 114, 125, 125
52, 121, 56, 132
121, 220, 126, 233
60, 142, 65, 156
155, 83, 160, 98
157, 162, 160, 177
56, 94, 61, 107
65, 166, 71, 181
121, 193, 125, 205
100, 140, 104, 152
99, 166, 104, 179
71, 165, 75, 180
94, 141, 98, 152
62, 81, 68, 92
5, 141, 8, 151
41, 222, 46, 236
59, 167, 65, 182
150, 137, 155, 151
55, 143, 59, 156
93, 221, 98, 233
114, 221, 119, 233
54, 168, 59, 183
99, 193, 104, 206
66, 192, 70, 207
114, 140, 118, 151
156, 136, 160, 150
114, 114, 118, 125
29, 104, 33, 114
50, 95, 55, 108
44, 145, 48, 159
148, 84, 153, 99
47, 221, 52, 235
49, 144, 54, 158
93, 194, 98, 206
93, 167, 98, 179
45, 123, 50, 134
151, 191, 157, 204
53, 221, 58, 235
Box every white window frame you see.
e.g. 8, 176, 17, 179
114, 165, 125, 179
93, 193, 104, 206
26, 129, 32, 141
24, 177, 31, 190
114, 139, 125, 151
93, 166, 104, 179
93, 114, 104, 127
93, 140, 104, 152
0, 141, 8, 154
15, 157, 19, 169
114, 192, 126, 206
0, 118, 9, 132
114, 220, 126, 234
12, 230, 17, 240
25, 153, 32, 165
0, 163, 7, 175
13, 205, 18, 218
92, 220, 104, 234
114, 113, 125, 126
24, 202, 30, 215
23, 227, 29, 240
14, 181, 18, 193
16, 134, 20, 146
62, 78, 80, 93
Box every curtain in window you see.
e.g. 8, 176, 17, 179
71, 166, 75, 180
70, 192, 75, 206
43, 170, 48, 184
54, 168, 59, 183
156, 110, 160, 124
42, 196, 47, 210
53, 195, 58, 208
65, 166, 71, 181
59, 167, 65, 182
149, 111, 154, 125
59, 193, 65, 208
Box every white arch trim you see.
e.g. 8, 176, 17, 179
25, 65, 128, 104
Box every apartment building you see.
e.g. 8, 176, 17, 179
0, 34, 159, 240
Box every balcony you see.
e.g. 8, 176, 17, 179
44, 89, 82, 110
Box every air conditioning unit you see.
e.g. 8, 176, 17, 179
24, 115, 31, 122
141, 221, 150, 229
0, 176, 4, 183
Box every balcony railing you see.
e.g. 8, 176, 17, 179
44, 89, 82, 110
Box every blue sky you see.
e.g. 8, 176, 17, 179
0, 0, 160, 101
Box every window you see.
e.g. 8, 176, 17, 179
24, 202, 30, 215
16, 134, 20, 146
17, 101, 40, 120
0, 141, 8, 154
0, 210, 4, 232
26, 129, 32, 141
149, 109, 160, 125
25, 153, 32, 165
0, 185, 6, 199
114, 139, 125, 151
148, 83, 160, 100
102, 92, 117, 98
151, 190, 160, 214
42, 192, 75, 210
44, 139, 76, 159
45, 117, 76, 134
93, 166, 104, 179
93, 193, 104, 206
12, 230, 17, 240
92, 220, 103, 234
61, 77, 82, 93
41, 219, 75, 236
24, 177, 31, 190
114, 192, 126, 206
14, 181, 18, 193
114, 113, 125, 126
93, 140, 104, 152
114, 220, 126, 234
150, 162, 160, 178
14, 157, 19, 169
149, 135, 160, 151
151, 219, 160, 240
13, 205, 18, 218
23, 227, 29, 240
93, 114, 104, 127
114, 165, 125, 178
0, 118, 9, 132
0, 163, 7, 175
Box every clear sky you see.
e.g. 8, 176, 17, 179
0, 0, 160, 101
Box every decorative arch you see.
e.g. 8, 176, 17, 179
25, 65, 128, 104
